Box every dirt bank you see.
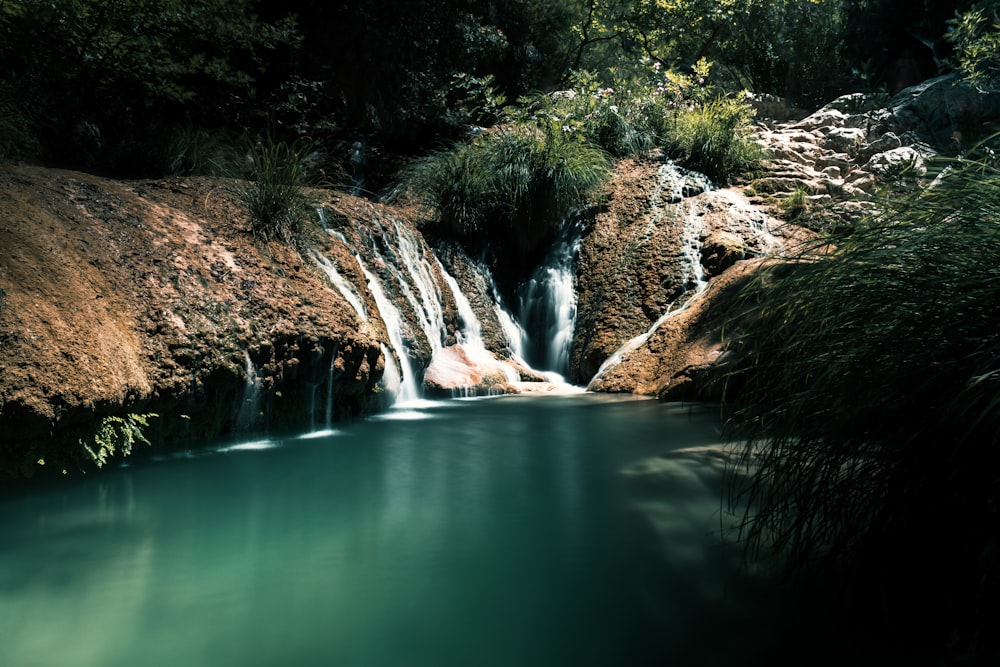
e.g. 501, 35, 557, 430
0, 165, 384, 477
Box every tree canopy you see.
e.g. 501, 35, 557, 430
0, 0, 989, 175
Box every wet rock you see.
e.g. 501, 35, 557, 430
700, 231, 748, 277
422, 345, 519, 396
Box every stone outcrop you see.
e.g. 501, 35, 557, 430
571, 155, 792, 392
750, 74, 1000, 228
585, 260, 757, 400
0, 166, 384, 477
576, 75, 1000, 401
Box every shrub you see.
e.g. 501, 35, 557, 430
540, 61, 764, 183
948, 3, 1000, 92
724, 146, 1000, 658
662, 96, 764, 184
229, 135, 317, 245
542, 71, 658, 157
407, 122, 610, 268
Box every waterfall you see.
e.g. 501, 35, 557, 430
368, 217, 447, 358
440, 268, 521, 386
235, 349, 262, 431
356, 255, 422, 405
588, 162, 712, 385
516, 215, 584, 378
309, 249, 368, 322
307, 203, 585, 404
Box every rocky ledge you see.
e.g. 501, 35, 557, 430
0, 166, 383, 477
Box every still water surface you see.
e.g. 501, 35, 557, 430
0, 395, 856, 666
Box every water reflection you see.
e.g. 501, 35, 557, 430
0, 396, 862, 666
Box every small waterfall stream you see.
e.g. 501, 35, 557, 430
516, 215, 584, 379
355, 254, 421, 405
309, 249, 368, 322
235, 349, 262, 431
588, 163, 713, 385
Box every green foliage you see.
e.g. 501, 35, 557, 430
229, 134, 317, 246
778, 187, 810, 220
662, 96, 764, 184
948, 2, 1000, 92
80, 413, 158, 468
717, 0, 851, 105
0, 0, 298, 170
409, 123, 610, 253
566, 1, 853, 104
165, 125, 241, 177
518, 58, 762, 182
724, 146, 1000, 655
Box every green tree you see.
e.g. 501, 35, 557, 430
0, 0, 298, 170
949, 1, 1000, 91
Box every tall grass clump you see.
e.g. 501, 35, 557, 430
662, 96, 764, 184
407, 122, 609, 274
724, 144, 1000, 659
229, 134, 317, 245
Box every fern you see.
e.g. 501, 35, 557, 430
80, 413, 158, 468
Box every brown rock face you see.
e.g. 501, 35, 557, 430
0, 166, 383, 477
585, 261, 759, 400
571, 155, 785, 390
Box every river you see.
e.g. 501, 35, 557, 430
0, 395, 874, 666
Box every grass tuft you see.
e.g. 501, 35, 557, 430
723, 142, 1000, 658
662, 96, 765, 184
228, 134, 317, 246
406, 123, 609, 270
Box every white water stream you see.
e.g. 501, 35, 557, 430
517, 216, 584, 379
588, 163, 713, 385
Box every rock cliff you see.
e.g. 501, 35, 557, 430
3, 74, 996, 478
0, 167, 385, 477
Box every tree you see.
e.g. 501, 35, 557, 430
0, 0, 299, 170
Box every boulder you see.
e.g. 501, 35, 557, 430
865, 146, 926, 177
888, 74, 1000, 149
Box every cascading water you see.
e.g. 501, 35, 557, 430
369, 217, 448, 358
517, 215, 584, 379
235, 349, 262, 431
355, 255, 421, 405
310, 205, 581, 402
440, 268, 521, 387
309, 249, 368, 322
588, 162, 713, 385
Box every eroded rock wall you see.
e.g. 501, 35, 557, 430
0, 166, 383, 477
571, 155, 788, 394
